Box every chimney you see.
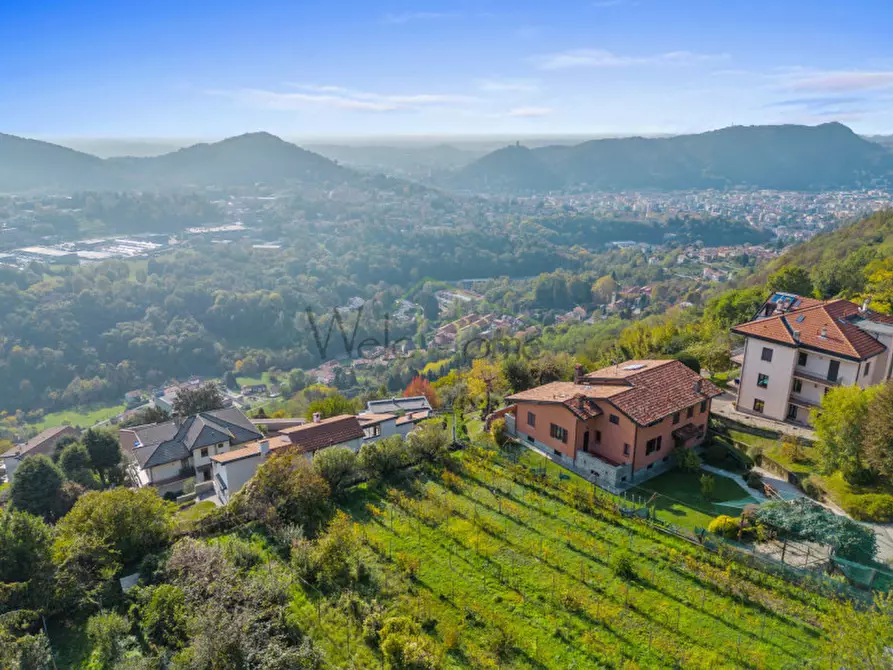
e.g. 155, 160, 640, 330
820, 327, 828, 339
693, 379, 702, 394
312, 412, 321, 424
792, 330, 800, 342
259, 440, 270, 456
574, 364, 584, 384
862, 297, 872, 312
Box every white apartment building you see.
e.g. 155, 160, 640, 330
732, 292, 893, 426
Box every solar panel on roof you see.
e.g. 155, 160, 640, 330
796, 315, 805, 323
622, 364, 646, 370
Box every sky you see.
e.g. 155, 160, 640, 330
2, 0, 893, 139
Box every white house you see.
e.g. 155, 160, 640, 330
732, 292, 893, 426
365, 396, 432, 417
210, 414, 364, 503
120, 407, 263, 495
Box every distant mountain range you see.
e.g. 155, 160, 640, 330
3, 123, 892, 195
0, 132, 351, 193
453, 123, 893, 192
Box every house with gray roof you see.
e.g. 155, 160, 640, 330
365, 396, 433, 416
119, 407, 262, 495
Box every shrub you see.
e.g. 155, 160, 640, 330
703, 443, 728, 466
610, 551, 636, 580
745, 471, 763, 490
799, 476, 822, 500
440, 470, 463, 491
700, 474, 716, 499
708, 515, 741, 538
673, 447, 701, 473
843, 494, 893, 522
780, 436, 810, 464
490, 418, 508, 447
181, 477, 196, 495
379, 616, 438, 670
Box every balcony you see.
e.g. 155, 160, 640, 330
793, 368, 840, 387
788, 393, 821, 409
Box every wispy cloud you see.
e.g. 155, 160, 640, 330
789, 71, 893, 93
507, 106, 553, 118
211, 84, 477, 113
381, 11, 459, 25
475, 78, 541, 93
531, 48, 728, 70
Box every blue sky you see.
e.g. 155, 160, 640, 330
2, 0, 893, 138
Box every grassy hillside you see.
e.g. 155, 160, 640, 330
210, 449, 835, 668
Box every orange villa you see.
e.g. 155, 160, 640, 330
503, 360, 722, 492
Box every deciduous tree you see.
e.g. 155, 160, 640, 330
863, 380, 893, 478
172, 382, 225, 417
9, 455, 67, 520
812, 385, 876, 483
403, 376, 440, 409
313, 447, 358, 499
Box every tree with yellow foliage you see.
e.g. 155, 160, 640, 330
465, 359, 508, 418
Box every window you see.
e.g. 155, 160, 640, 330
686, 406, 694, 419
549, 423, 568, 443
793, 379, 803, 393
645, 435, 663, 455
623, 443, 630, 456
798, 352, 808, 366
553, 449, 562, 457
200, 447, 209, 458
757, 373, 769, 388
828, 360, 840, 382
864, 362, 871, 378
761, 347, 773, 362
595, 430, 602, 443
753, 399, 765, 413
609, 414, 619, 425
527, 411, 536, 427
364, 424, 381, 439
700, 400, 707, 413
787, 404, 798, 420
672, 412, 680, 425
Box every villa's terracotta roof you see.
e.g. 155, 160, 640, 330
278, 415, 364, 453
509, 360, 721, 426
732, 299, 886, 361
211, 435, 291, 464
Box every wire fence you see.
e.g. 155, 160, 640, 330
474, 437, 887, 603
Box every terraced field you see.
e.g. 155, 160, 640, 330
283, 447, 835, 668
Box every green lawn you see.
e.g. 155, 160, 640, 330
176, 500, 217, 530
32, 403, 126, 431
812, 471, 893, 522
708, 370, 732, 389
632, 468, 758, 530
236, 370, 284, 389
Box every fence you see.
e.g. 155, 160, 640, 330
494, 437, 884, 603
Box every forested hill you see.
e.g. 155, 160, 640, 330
0, 133, 125, 193
456, 122, 893, 193
0, 132, 353, 193
753, 209, 893, 306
